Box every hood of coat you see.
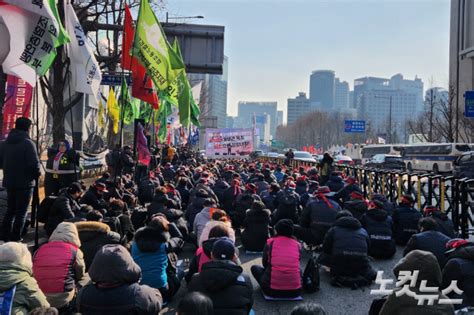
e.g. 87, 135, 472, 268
366, 209, 388, 222
393, 250, 442, 286
448, 244, 474, 262
75, 221, 111, 241
215, 180, 230, 190
198, 207, 213, 220
199, 260, 244, 292
134, 226, 169, 252
49, 222, 81, 247
432, 211, 449, 222
335, 216, 362, 229
344, 200, 368, 212
88, 244, 141, 284
0, 242, 33, 291
5, 129, 29, 144
329, 175, 343, 183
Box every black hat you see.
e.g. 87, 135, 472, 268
15, 117, 32, 132
212, 237, 235, 260
68, 182, 83, 194
275, 219, 294, 237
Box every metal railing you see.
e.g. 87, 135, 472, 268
259, 157, 474, 238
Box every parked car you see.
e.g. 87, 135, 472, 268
293, 151, 317, 163
454, 151, 474, 178
312, 154, 323, 162
334, 155, 355, 166
250, 150, 264, 159
266, 152, 281, 158
365, 154, 405, 170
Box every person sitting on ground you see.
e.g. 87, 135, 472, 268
251, 219, 302, 299
371, 193, 395, 216
294, 186, 341, 246
379, 250, 455, 315
131, 215, 183, 303
0, 242, 50, 314
222, 179, 242, 215
404, 217, 451, 267
177, 292, 213, 315
360, 200, 396, 259
45, 182, 83, 236
253, 173, 270, 195
271, 180, 300, 225
343, 191, 368, 221
295, 176, 308, 196
108, 199, 135, 243
423, 206, 457, 238
80, 181, 109, 211
320, 210, 376, 287
77, 244, 163, 314
241, 201, 271, 252
186, 223, 235, 283
137, 174, 158, 205
198, 209, 235, 246
33, 222, 86, 311
193, 201, 218, 244
442, 239, 474, 310
188, 237, 254, 315
300, 181, 319, 208
75, 210, 121, 271
326, 172, 344, 193
234, 183, 261, 228
148, 187, 188, 238
392, 194, 422, 246
335, 176, 362, 203
261, 182, 280, 211
291, 303, 328, 315
273, 166, 285, 183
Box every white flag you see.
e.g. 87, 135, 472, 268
191, 82, 202, 104
0, 1, 68, 85
64, 2, 101, 98
378, 137, 386, 144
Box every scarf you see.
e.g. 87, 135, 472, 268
53, 152, 64, 171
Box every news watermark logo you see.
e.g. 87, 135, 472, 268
370, 270, 463, 306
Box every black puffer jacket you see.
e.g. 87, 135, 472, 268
45, 191, 80, 236
234, 193, 261, 228
404, 230, 451, 267
75, 221, 121, 271
0, 129, 41, 189
343, 199, 368, 221
188, 260, 254, 315
430, 211, 456, 238
185, 194, 208, 229
148, 194, 183, 221
360, 209, 395, 259
213, 180, 230, 205
322, 216, 374, 280
241, 208, 271, 252
80, 188, 107, 211
442, 244, 474, 309
271, 189, 300, 225
77, 244, 162, 314
299, 198, 341, 245
393, 205, 422, 246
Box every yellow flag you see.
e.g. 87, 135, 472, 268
106, 88, 120, 133
98, 99, 105, 130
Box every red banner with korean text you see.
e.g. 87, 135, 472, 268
2, 75, 33, 139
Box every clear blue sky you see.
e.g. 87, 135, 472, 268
164, 0, 450, 119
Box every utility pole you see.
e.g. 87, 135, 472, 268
429, 89, 434, 142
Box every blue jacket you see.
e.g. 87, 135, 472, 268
131, 227, 169, 289
392, 205, 422, 246
404, 230, 451, 267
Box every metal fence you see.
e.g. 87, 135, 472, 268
259, 157, 474, 238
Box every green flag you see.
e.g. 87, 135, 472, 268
157, 98, 172, 142
120, 79, 134, 125
190, 84, 201, 127
172, 39, 192, 127
132, 99, 141, 119
131, 0, 184, 91
139, 101, 153, 123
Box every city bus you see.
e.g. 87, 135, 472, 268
401, 143, 471, 173
361, 144, 404, 164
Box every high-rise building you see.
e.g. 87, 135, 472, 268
276, 110, 284, 127
236, 101, 278, 137
450, 1, 474, 125
188, 56, 228, 128
335, 78, 350, 110
287, 92, 320, 125
354, 74, 424, 143
309, 70, 335, 110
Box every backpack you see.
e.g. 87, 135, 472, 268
303, 254, 320, 293
0, 285, 16, 315
37, 196, 57, 224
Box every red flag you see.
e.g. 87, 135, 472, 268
122, 5, 159, 109
136, 123, 151, 166
2, 75, 33, 139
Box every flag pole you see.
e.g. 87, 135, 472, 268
33, 79, 40, 250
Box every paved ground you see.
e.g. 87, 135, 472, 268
161, 242, 405, 315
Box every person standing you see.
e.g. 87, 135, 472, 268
44, 140, 79, 197
0, 117, 41, 242
318, 153, 334, 186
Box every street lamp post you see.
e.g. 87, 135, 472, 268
166, 13, 204, 23
374, 95, 393, 143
